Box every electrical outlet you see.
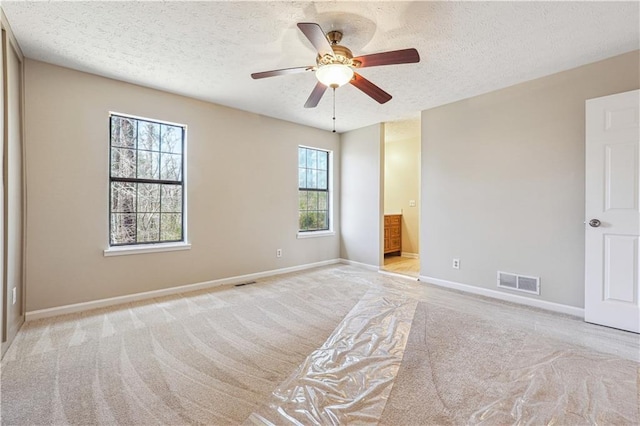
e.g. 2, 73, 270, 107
452, 258, 460, 269
409, 200, 416, 207
12, 287, 16, 304
276, 249, 282, 258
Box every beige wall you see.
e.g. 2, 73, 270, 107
24, 60, 341, 312
384, 122, 420, 256
421, 50, 640, 308
340, 124, 383, 267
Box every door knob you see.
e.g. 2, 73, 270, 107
589, 219, 601, 228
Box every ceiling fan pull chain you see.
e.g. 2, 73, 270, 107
332, 87, 336, 133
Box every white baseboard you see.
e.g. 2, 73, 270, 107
419, 275, 584, 318
26, 259, 342, 321
401, 252, 419, 259
339, 258, 379, 271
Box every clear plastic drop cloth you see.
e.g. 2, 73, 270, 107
466, 346, 639, 425
246, 289, 417, 425
377, 300, 640, 426
247, 272, 639, 425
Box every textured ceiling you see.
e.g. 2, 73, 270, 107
3, 1, 639, 133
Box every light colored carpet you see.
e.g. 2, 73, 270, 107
1, 266, 372, 425
1, 264, 638, 425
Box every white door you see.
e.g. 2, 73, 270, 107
585, 89, 639, 333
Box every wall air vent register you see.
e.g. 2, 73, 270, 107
497, 271, 540, 295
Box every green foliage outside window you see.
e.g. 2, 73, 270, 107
298, 147, 329, 232
110, 115, 185, 245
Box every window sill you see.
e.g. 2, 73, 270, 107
297, 230, 335, 239
104, 242, 191, 257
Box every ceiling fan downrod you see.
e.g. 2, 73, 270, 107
327, 30, 343, 45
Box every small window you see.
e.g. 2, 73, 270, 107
109, 114, 185, 246
298, 146, 330, 232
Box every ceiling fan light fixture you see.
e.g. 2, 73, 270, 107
316, 64, 354, 88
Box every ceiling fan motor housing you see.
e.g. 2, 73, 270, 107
317, 46, 354, 67
317, 31, 357, 68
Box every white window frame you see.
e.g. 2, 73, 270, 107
297, 145, 335, 239
104, 112, 190, 256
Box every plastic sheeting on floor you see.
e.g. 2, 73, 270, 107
247, 289, 417, 425
378, 300, 639, 425
248, 272, 639, 425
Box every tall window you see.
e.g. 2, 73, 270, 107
298, 146, 330, 232
109, 114, 185, 245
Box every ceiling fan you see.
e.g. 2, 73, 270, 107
251, 22, 420, 108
